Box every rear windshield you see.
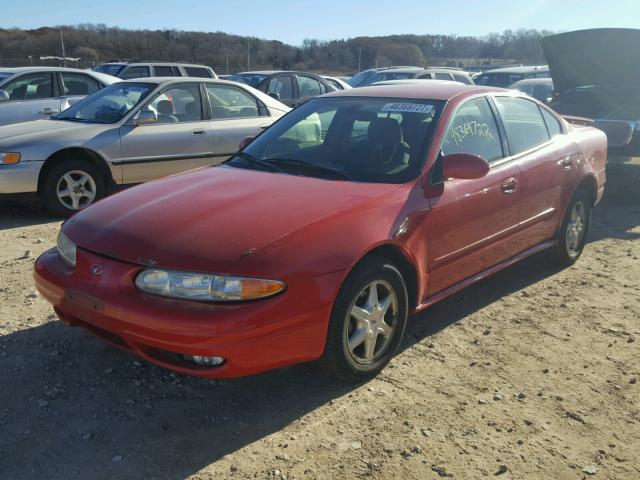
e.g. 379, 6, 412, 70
228, 74, 267, 88
229, 97, 445, 183
95, 64, 126, 77
185, 67, 213, 78
475, 72, 524, 88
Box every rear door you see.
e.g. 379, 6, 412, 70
492, 95, 579, 249
120, 82, 213, 183
294, 74, 324, 107
425, 96, 522, 294
204, 83, 269, 161
0, 72, 61, 125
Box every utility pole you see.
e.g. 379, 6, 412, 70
358, 47, 362, 72
226, 54, 229, 74
247, 39, 250, 71
60, 28, 66, 67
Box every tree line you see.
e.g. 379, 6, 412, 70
0, 24, 553, 74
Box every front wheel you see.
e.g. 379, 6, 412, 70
40, 159, 105, 217
548, 189, 591, 266
321, 257, 408, 383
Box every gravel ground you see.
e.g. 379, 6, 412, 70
0, 162, 638, 480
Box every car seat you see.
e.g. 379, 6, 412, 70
350, 117, 411, 172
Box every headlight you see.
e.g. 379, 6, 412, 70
56, 231, 77, 267
135, 269, 286, 302
0, 152, 20, 165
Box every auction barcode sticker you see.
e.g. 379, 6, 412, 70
382, 103, 434, 114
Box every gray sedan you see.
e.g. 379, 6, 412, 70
0, 78, 289, 215
0, 67, 119, 126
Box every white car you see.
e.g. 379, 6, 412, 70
0, 78, 289, 215
0, 67, 119, 126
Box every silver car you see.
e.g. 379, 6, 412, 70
0, 77, 289, 215
0, 67, 119, 126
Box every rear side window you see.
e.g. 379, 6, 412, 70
453, 73, 471, 85
61, 73, 101, 96
441, 97, 503, 163
268, 76, 294, 100
206, 84, 261, 119
153, 66, 177, 77
435, 72, 453, 81
494, 97, 550, 155
540, 107, 563, 137
120, 66, 150, 79
297, 75, 322, 97
184, 67, 213, 78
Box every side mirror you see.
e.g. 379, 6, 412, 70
239, 136, 254, 150
0, 90, 9, 102
441, 153, 490, 180
268, 92, 281, 101
134, 110, 158, 126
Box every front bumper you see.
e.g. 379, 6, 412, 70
0, 161, 43, 194
34, 247, 344, 378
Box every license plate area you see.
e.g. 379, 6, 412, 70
64, 289, 104, 324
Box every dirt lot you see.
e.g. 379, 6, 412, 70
1, 161, 639, 480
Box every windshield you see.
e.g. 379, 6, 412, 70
95, 64, 126, 77
347, 70, 377, 87
53, 82, 155, 124
228, 74, 267, 88
0, 72, 14, 84
228, 97, 444, 183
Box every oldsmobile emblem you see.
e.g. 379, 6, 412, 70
89, 264, 103, 276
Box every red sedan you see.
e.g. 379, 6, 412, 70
34, 83, 607, 382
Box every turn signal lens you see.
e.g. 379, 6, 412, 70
0, 152, 20, 164
135, 269, 286, 302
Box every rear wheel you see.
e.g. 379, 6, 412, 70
548, 189, 591, 266
321, 257, 408, 382
40, 159, 105, 217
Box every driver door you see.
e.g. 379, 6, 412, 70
120, 82, 213, 183
425, 97, 522, 295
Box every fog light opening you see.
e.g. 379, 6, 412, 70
183, 355, 226, 367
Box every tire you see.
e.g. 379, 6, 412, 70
548, 188, 591, 266
40, 159, 105, 217
321, 257, 408, 383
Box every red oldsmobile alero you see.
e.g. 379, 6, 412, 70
34, 83, 607, 382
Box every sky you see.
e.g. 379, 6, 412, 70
4, 0, 640, 45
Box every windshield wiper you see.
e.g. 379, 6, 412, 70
228, 151, 282, 172
265, 158, 352, 180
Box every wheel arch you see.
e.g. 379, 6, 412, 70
37, 147, 115, 194
355, 243, 420, 312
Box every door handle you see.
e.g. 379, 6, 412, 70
501, 178, 518, 194
561, 155, 573, 170
40, 107, 59, 115
192, 129, 206, 135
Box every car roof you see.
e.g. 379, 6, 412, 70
480, 65, 549, 74
325, 82, 505, 100
0, 66, 100, 74
371, 79, 465, 86
510, 78, 554, 86
120, 77, 232, 85
233, 70, 323, 77
101, 62, 211, 68
376, 67, 426, 74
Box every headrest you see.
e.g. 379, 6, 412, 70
368, 117, 403, 145
157, 100, 174, 114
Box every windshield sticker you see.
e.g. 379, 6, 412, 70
449, 121, 497, 145
382, 103, 434, 114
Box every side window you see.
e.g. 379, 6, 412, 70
453, 73, 471, 84
435, 72, 453, 81
297, 75, 322, 97
442, 97, 503, 163
61, 73, 101, 96
540, 107, 563, 137
494, 96, 550, 155
120, 66, 150, 79
418, 73, 434, 79
3, 73, 54, 100
184, 67, 213, 78
146, 83, 203, 123
206, 84, 261, 119
153, 66, 176, 77
171, 67, 183, 76
267, 76, 294, 100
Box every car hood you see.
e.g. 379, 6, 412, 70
541, 28, 640, 94
63, 166, 401, 276
0, 119, 96, 145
